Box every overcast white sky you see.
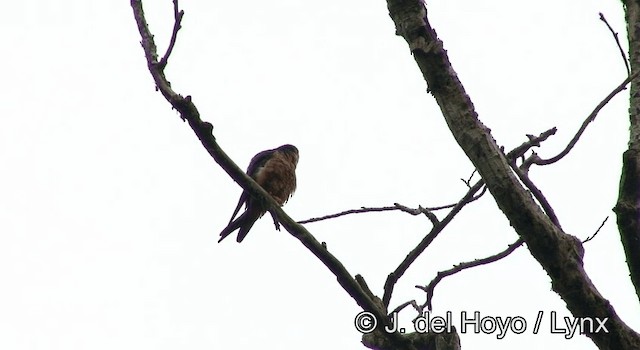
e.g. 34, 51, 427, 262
1, 0, 638, 349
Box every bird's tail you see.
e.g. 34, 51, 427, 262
235, 209, 261, 243
218, 207, 262, 243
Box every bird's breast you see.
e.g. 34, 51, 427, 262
254, 155, 297, 205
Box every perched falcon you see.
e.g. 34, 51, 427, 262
218, 144, 299, 243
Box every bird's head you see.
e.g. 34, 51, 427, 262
277, 144, 299, 165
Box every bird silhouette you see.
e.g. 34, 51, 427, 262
218, 144, 299, 243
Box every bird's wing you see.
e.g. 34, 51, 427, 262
246, 148, 277, 178
218, 203, 263, 243
225, 147, 276, 224
226, 192, 248, 224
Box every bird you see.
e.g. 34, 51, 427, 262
218, 144, 299, 243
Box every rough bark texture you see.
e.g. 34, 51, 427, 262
363, 329, 460, 350
385, 1, 640, 349
617, 0, 640, 305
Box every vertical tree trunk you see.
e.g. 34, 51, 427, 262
616, 0, 640, 305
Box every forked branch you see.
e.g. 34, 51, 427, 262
382, 128, 556, 309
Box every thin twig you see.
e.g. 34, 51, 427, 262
158, 0, 184, 69
461, 169, 477, 187
417, 238, 525, 311
599, 13, 630, 75
536, 72, 640, 165
298, 203, 441, 225
583, 216, 609, 243
299, 205, 401, 224
422, 189, 487, 211
389, 300, 421, 316
299, 132, 559, 226
307, 128, 551, 227
298, 190, 487, 225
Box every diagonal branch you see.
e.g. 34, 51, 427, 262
396, 133, 556, 313
583, 216, 609, 243
130, 1, 412, 347
386, 1, 640, 348
419, 214, 610, 313
535, 72, 640, 165
382, 181, 485, 309
417, 238, 524, 311
461, 169, 478, 187
389, 300, 421, 316
382, 128, 556, 309
600, 12, 630, 75
510, 162, 562, 229
158, 0, 184, 69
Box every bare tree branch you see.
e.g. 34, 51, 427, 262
505, 127, 557, 159
382, 180, 485, 309
130, 2, 412, 347
298, 141, 576, 228
535, 72, 640, 165
414, 200, 613, 315
389, 300, 421, 316
461, 169, 477, 187
298, 195, 494, 225
158, 0, 184, 69
131, 1, 640, 348
583, 216, 609, 243
510, 163, 562, 229
382, 128, 556, 309
391, 132, 556, 313
416, 238, 524, 312
600, 12, 631, 75
298, 203, 440, 225
386, 1, 640, 348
